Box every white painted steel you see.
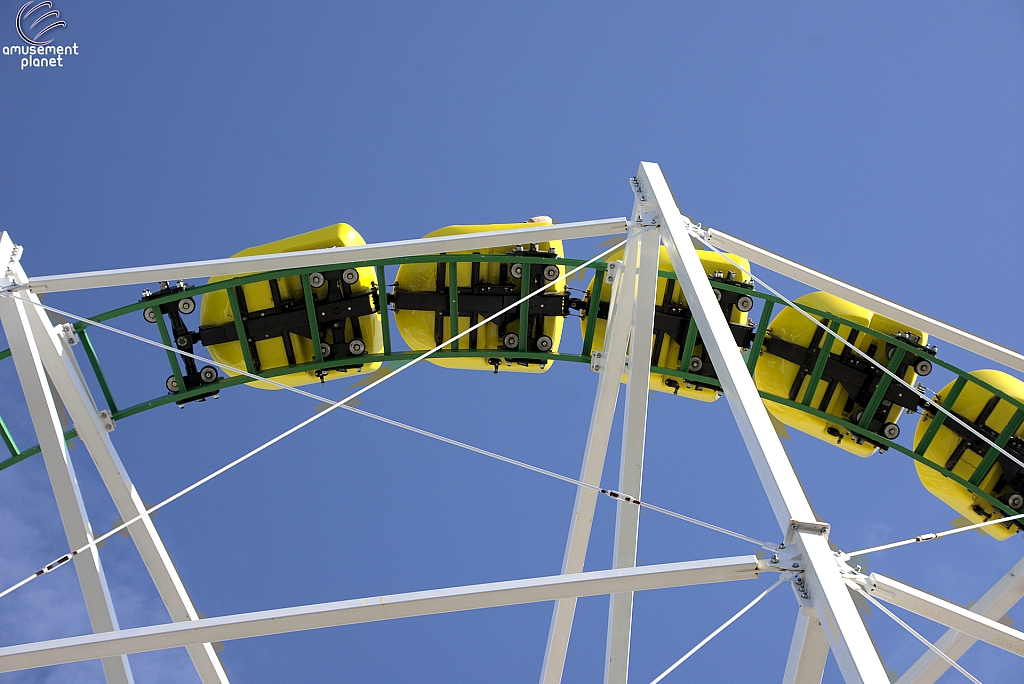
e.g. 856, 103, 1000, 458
783, 608, 830, 684
857, 572, 1024, 659
646, 161, 890, 684
539, 230, 640, 684
0, 557, 767, 673
699, 228, 1024, 374
0, 250, 135, 684
19, 218, 630, 294
605, 228, 661, 684
15, 289, 230, 682
897, 556, 1024, 683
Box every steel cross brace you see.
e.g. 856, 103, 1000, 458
18, 218, 631, 294
847, 569, 1024, 659
897, 555, 1024, 683
695, 226, 1024, 375
0, 555, 772, 674
0, 232, 229, 684
645, 161, 891, 683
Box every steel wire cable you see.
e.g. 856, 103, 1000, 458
687, 225, 1024, 474
854, 587, 983, 684
647, 576, 786, 684
845, 511, 1024, 558
0, 236, 768, 604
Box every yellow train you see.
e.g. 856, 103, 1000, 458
183, 223, 1023, 539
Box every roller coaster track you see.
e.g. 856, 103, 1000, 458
2, 252, 1022, 525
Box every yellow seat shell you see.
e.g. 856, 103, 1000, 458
199, 223, 382, 390
393, 221, 564, 373
913, 370, 1024, 541
754, 292, 927, 457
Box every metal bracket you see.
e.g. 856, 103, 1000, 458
604, 260, 622, 285
785, 520, 831, 546
590, 350, 603, 372
767, 544, 806, 575
98, 410, 116, 433
60, 323, 79, 346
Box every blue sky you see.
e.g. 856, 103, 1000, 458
1, 2, 1023, 682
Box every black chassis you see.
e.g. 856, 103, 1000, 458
196, 269, 380, 379
390, 246, 569, 370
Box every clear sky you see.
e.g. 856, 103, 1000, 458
1, 2, 1023, 683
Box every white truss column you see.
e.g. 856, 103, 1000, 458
645, 161, 890, 684
897, 556, 1024, 684
15, 288, 231, 683
605, 228, 660, 684
539, 229, 640, 684
783, 606, 830, 684
0, 244, 134, 684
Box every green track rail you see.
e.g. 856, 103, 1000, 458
1, 255, 1021, 522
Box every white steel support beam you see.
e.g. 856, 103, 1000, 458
644, 161, 890, 684
856, 572, 1024, 659
19, 218, 631, 294
10, 284, 230, 682
539, 229, 640, 684
0, 556, 769, 674
897, 556, 1024, 684
0, 238, 134, 684
605, 227, 661, 684
699, 228, 1024, 374
783, 607, 830, 684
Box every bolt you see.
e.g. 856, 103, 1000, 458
792, 563, 799, 569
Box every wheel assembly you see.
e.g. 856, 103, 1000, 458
199, 366, 218, 384
177, 297, 196, 315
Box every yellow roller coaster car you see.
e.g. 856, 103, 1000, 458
913, 370, 1024, 540
754, 292, 933, 457
581, 247, 755, 401
198, 223, 383, 389
392, 220, 566, 373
